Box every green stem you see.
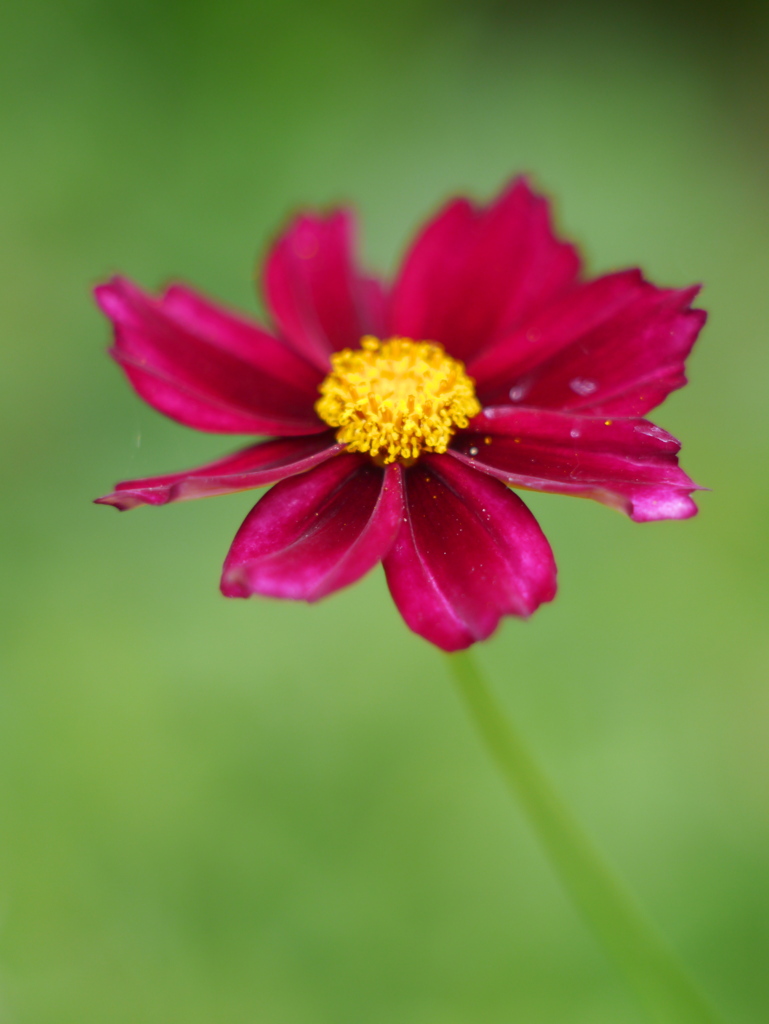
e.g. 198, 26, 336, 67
446, 649, 721, 1024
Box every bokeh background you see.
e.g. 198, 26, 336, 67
2, 0, 769, 1021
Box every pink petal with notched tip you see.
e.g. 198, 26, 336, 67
94, 433, 343, 511
388, 177, 580, 364
472, 270, 705, 417
96, 277, 325, 436
263, 209, 387, 371
451, 407, 702, 522
221, 455, 403, 603
383, 455, 556, 651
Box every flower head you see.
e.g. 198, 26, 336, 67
95, 178, 705, 651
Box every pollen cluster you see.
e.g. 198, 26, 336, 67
316, 336, 481, 464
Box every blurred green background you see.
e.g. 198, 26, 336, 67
2, 0, 769, 1021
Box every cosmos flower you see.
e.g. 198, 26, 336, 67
95, 178, 705, 651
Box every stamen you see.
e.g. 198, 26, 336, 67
316, 336, 481, 464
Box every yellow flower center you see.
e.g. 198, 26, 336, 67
316, 336, 481, 464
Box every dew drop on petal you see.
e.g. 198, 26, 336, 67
509, 383, 527, 402
634, 423, 670, 442
569, 377, 597, 396
570, 428, 580, 439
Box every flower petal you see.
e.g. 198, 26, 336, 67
383, 455, 556, 651
221, 455, 403, 602
452, 407, 701, 522
388, 177, 580, 363
96, 277, 325, 435
470, 270, 706, 417
160, 283, 322, 397
263, 209, 387, 369
95, 433, 342, 511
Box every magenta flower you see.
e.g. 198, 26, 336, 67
95, 178, 705, 650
